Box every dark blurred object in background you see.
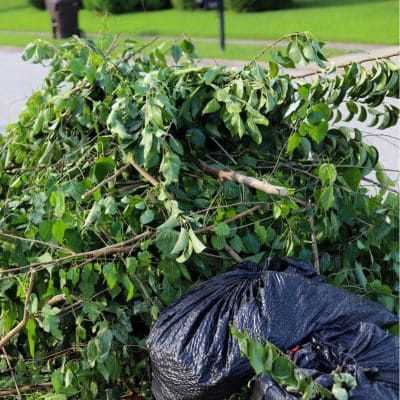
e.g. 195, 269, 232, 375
45, 0, 81, 38
29, 0, 46, 9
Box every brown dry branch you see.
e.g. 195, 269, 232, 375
308, 200, 320, 274
1, 348, 22, 399
0, 231, 74, 255
199, 161, 289, 196
0, 269, 35, 350
295, 51, 400, 79
82, 163, 131, 199
0, 382, 52, 397
224, 244, 243, 263
130, 160, 159, 187
0, 231, 152, 275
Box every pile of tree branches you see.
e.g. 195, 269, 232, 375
0, 33, 398, 399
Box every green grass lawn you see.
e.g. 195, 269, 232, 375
0, 0, 397, 60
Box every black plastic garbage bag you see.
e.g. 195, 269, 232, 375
251, 322, 399, 399
146, 258, 398, 400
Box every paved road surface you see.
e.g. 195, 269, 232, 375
0, 47, 398, 182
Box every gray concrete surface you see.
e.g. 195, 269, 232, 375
0, 46, 398, 183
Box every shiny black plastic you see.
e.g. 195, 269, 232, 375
147, 258, 398, 400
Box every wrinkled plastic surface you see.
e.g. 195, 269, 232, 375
147, 258, 398, 400
251, 322, 399, 399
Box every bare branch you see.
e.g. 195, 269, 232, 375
199, 160, 289, 196
130, 160, 159, 187
0, 382, 52, 396
2, 348, 22, 399
294, 51, 400, 79
0, 231, 74, 255
0, 231, 152, 275
195, 206, 261, 234
224, 244, 243, 263
0, 269, 35, 349
308, 200, 320, 274
82, 163, 131, 199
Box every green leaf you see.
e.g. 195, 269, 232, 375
264, 346, 274, 372
140, 209, 155, 225
376, 163, 395, 187
52, 370, 64, 393
204, 68, 220, 85
52, 220, 66, 244
332, 384, 349, 400
26, 319, 36, 358
320, 186, 334, 210
319, 163, 337, 185
272, 356, 292, 380
248, 340, 266, 375
202, 98, 220, 114
188, 229, 206, 254
211, 234, 226, 250
160, 147, 181, 185
309, 121, 328, 143
103, 263, 118, 289
287, 132, 302, 153
122, 275, 135, 301
84, 203, 101, 228
50, 191, 65, 218
170, 44, 182, 63
343, 168, 361, 191
93, 157, 115, 183
171, 228, 189, 255
214, 222, 230, 237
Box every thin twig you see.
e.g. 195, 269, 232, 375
0, 269, 35, 349
362, 177, 398, 194
210, 138, 238, 165
0, 232, 151, 275
105, 33, 121, 55
0, 231, 74, 255
295, 51, 400, 79
199, 161, 289, 196
130, 160, 159, 187
45, 294, 66, 306
195, 206, 261, 234
2, 348, 22, 399
0, 382, 52, 396
308, 200, 320, 274
224, 244, 243, 263
82, 163, 131, 199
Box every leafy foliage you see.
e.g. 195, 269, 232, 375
226, 0, 292, 12
28, 0, 46, 9
83, 0, 170, 14
170, 0, 197, 10
0, 32, 398, 398
231, 327, 357, 400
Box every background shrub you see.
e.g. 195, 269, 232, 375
83, 0, 137, 14
28, 0, 46, 9
171, 0, 197, 10
137, 0, 171, 11
226, 0, 292, 12
84, 0, 169, 13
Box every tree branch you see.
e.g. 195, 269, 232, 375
0, 269, 35, 350
195, 206, 261, 234
0, 382, 52, 396
224, 244, 243, 263
82, 163, 131, 199
308, 200, 320, 274
130, 160, 159, 187
0, 232, 152, 275
0, 231, 74, 255
199, 161, 289, 196
2, 348, 22, 399
294, 51, 400, 79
